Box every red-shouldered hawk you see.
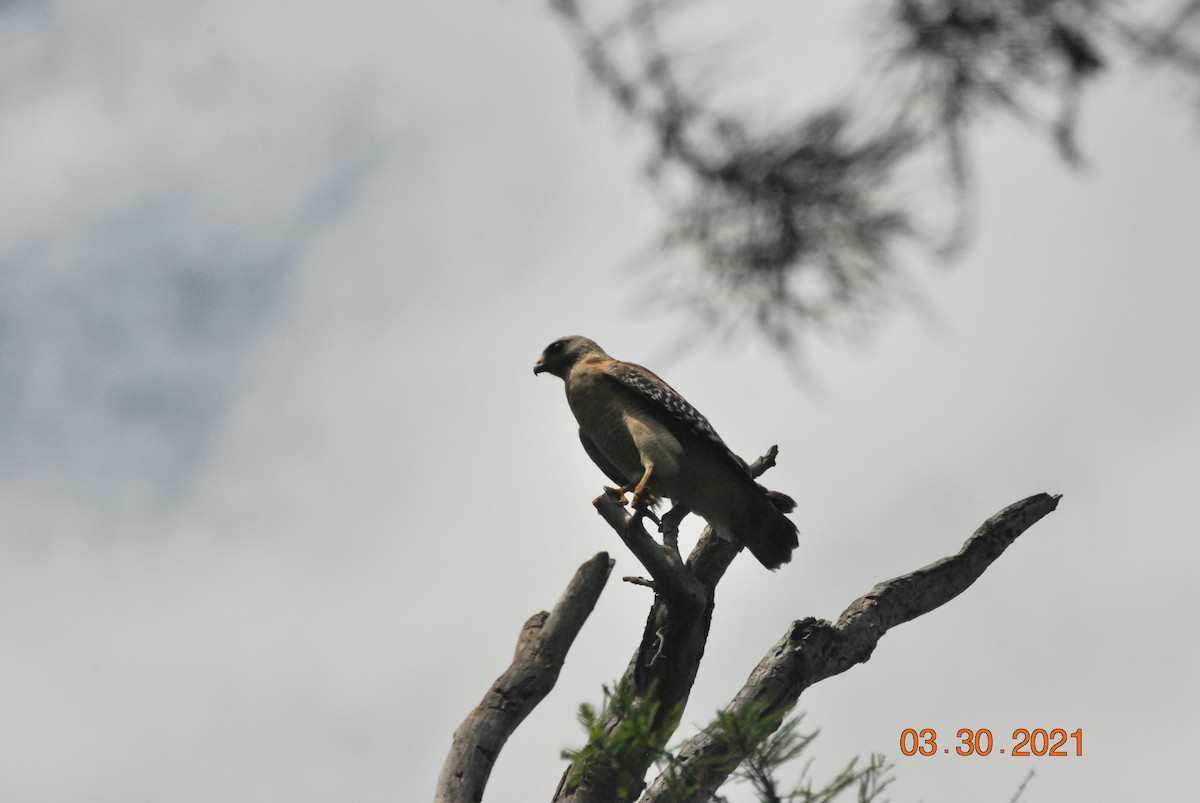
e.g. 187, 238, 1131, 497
534, 336, 798, 570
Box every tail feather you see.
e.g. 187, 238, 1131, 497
736, 487, 799, 570
760, 483, 796, 513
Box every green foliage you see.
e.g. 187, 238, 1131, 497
564, 687, 894, 802
560, 678, 676, 798
551, 0, 1200, 351
706, 704, 893, 803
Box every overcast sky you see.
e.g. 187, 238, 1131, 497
2, 2, 1198, 802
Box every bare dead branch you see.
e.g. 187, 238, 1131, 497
439, 450, 1057, 803
553, 448, 783, 802
595, 495, 700, 606
639, 492, 1061, 801
558, 509, 709, 801
435, 552, 615, 803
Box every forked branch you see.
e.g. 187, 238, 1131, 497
554, 448, 784, 802
437, 464, 1059, 803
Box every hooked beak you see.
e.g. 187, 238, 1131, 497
533, 360, 546, 376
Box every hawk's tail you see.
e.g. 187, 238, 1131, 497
736, 485, 800, 570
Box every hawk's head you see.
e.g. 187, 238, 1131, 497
534, 336, 606, 379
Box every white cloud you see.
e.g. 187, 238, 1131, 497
0, 1, 1197, 802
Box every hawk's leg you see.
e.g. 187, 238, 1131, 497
596, 485, 662, 528
630, 463, 655, 511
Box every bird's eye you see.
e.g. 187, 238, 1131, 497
547, 340, 565, 354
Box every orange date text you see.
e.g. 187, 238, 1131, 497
899, 728, 1083, 757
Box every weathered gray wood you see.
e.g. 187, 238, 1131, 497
434, 552, 614, 803
553, 448, 784, 803
638, 492, 1062, 802
436, 450, 1058, 803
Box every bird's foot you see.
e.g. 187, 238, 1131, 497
630, 489, 650, 511
598, 485, 630, 506
630, 486, 661, 512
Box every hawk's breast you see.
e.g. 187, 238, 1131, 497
566, 371, 640, 476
